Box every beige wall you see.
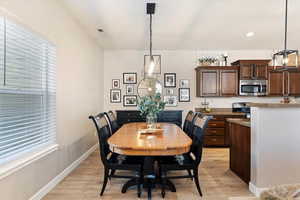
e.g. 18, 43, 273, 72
104, 50, 285, 116
0, 0, 103, 200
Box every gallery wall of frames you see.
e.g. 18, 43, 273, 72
110, 71, 190, 107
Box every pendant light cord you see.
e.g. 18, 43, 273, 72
284, 0, 288, 51
150, 14, 153, 57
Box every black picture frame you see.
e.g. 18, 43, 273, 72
112, 79, 120, 89
164, 73, 176, 88
144, 55, 161, 75
126, 85, 134, 95
123, 95, 137, 107
123, 72, 137, 84
110, 89, 121, 103
179, 88, 190, 102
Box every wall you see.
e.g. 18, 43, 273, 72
0, 1, 103, 200
104, 50, 286, 115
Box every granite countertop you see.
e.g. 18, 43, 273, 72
195, 108, 246, 116
247, 103, 300, 108
226, 118, 251, 128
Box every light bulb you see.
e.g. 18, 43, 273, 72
147, 57, 155, 75
283, 55, 289, 66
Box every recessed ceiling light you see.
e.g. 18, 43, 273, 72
246, 32, 255, 37
98, 29, 104, 32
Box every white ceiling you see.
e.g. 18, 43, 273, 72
61, 0, 300, 50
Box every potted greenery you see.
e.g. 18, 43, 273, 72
198, 56, 219, 66
137, 93, 166, 129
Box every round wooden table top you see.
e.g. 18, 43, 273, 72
108, 122, 192, 156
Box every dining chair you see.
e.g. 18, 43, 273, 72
106, 110, 120, 134
89, 113, 143, 197
159, 113, 212, 198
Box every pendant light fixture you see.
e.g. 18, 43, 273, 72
137, 3, 162, 97
273, 0, 299, 70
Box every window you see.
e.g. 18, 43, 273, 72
0, 17, 56, 164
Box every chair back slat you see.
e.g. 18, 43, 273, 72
106, 111, 120, 134
190, 114, 212, 166
183, 111, 195, 137
89, 113, 112, 166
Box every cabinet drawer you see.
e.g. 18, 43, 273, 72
204, 136, 225, 146
205, 128, 225, 136
208, 121, 225, 128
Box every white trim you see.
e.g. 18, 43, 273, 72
29, 144, 98, 200
249, 182, 268, 197
0, 144, 59, 180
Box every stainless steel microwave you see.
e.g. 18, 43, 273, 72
239, 80, 267, 96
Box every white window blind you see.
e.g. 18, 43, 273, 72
0, 17, 56, 163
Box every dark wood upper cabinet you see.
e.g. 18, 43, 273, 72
268, 69, 300, 97
220, 70, 239, 96
195, 66, 238, 97
232, 60, 270, 80
197, 69, 219, 97
286, 70, 300, 96
268, 70, 284, 96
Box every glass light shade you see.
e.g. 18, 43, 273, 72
273, 50, 299, 69
137, 77, 162, 98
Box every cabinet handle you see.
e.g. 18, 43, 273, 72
210, 123, 217, 126
212, 139, 217, 142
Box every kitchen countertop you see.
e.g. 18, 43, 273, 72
247, 103, 300, 108
226, 118, 251, 128
195, 108, 246, 116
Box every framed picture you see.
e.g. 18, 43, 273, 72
144, 55, 161, 75
112, 79, 120, 88
123, 95, 137, 107
164, 73, 176, 88
165, 88, 174, 95
179, 79, 189, 88
110, 89, 121, 103
123, 72, 137, 84
179, 88, 190, 102
163, 96, 178, 107
126, 85, 134, 95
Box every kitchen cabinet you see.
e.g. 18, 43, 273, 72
228, 121, 251, 184
268, 69, 300, 96
195, 66, 239, 97
231, 60, 270, 80
195, 111, 246, 147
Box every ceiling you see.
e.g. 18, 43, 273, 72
61, 0, 300, 50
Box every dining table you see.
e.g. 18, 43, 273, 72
107, 122, 192, 199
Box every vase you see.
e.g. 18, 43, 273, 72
146, 113, 157, 129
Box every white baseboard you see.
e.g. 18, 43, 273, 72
29, 144, 98, 200
249, 182, 268, 197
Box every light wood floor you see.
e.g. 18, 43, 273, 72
43, 148, 255, 200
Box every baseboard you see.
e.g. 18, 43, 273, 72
29, 144, 98, 200
249, 182, 268, 197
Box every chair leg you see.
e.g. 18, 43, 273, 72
109, 169, 116, 179
193, 169, 203, 197
137, 172, 142, 198
100, 168, 109, 196
161, 171, 166, 198
187, 170, 193, 180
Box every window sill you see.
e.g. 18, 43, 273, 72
0, 144, 59, 180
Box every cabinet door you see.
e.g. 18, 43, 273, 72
286, 71, 300, 96
255, 64, 268, 80
268, 71, 284, 96
200, 70, 219, 96
240, 64, 253, 80
220, 70, 238, 96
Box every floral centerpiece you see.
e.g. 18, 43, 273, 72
137, 93, 166, 129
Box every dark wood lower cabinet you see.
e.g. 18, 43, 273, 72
228, 122, 251, 184
200, 113, 245, 147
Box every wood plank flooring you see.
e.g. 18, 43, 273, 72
43, 148, 255, 200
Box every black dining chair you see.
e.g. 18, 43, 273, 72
89, 113, 143, 197
159, 113, 212, 198
182, 110, 195, 138
105, 110, 120, 134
